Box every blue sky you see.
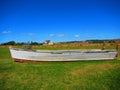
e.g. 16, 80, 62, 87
0, 0, 120, 43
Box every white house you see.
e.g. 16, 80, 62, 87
44, 40, 54, 45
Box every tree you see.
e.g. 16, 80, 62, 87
7, 41, 16, 45
1, 41, 16, 45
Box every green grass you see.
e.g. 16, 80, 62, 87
0, 46, 120, 90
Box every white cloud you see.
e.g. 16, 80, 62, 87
57, 34, 65, 37
49, 34, 55, 37
2, 31, 11, 34
49, 34, 65, 37
74, 35, 80, 37
28, 33, 35, 36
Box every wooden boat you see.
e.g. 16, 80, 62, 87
9, 46, 118, 62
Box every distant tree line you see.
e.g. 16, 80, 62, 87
86, 39, 116, 43
0, 39, 118, 45
60, 40, 116, 44
0, 41, 43, 45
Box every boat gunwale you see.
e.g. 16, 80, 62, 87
10, 48, 117, 54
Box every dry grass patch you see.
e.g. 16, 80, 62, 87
0, 75, 4, 80
71, 63, 115, 77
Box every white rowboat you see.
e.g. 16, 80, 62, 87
9, 47, 118, 62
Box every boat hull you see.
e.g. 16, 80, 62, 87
9, 48, 117, 62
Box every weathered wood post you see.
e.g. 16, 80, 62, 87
115, 44, 119, 59
115, 39, 120, 59
101, 41, 106, 50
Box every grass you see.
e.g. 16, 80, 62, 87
0, 45, 120, 90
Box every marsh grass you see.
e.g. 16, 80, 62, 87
0, 45, 120, 90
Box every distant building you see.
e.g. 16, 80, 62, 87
44, 40, 53, 45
